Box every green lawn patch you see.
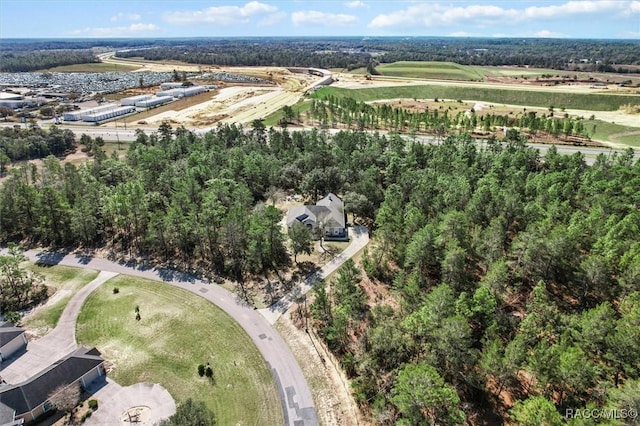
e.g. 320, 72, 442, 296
376, 61, 483, 81
314, 86, 640, 111
23, 265, 99, 331
76, 275, 283, 425
263, 99, 312, 127
583, 120, 640, 147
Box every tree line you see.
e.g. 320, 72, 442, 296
0, 50, 98, 72
0, 126, 77, 176
114, 37, 640, 73
306, 96, 591, 141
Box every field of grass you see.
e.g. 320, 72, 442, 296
76, 275, 283, 425
23, 265, 99, 331
42, 62, 140, 72
375, 61, 484, 81
315, 86, 640, 111
583, 119, 640, 147
263, 99, 312, 126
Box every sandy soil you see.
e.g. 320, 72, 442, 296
276, 311, 367, 426
333, 72, 633, 95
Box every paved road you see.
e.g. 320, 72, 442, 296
0, 270, 119, 383
14, 249, 318, 426
259, 226, 370, 324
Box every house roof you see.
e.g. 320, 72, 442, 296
315, 193, 345, 229
0, 400, 16, 425
0, 324, 25, 349
0, 347, 104, 416
286, 193, 346, 229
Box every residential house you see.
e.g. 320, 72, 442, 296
0, 323, 27, 364
0, 347, 105, 425
286, 193, 348, 241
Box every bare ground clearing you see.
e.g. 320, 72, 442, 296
333, 73, 637, 95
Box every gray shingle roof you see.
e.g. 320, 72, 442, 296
0, 325, 25, 349
286, 193, 345, 229
0, 347, 104, 417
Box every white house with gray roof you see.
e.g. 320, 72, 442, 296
286, 193, 348, 241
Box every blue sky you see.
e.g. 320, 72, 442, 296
1, 1, 638, 39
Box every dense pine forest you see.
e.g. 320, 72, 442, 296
1, 125, 639, 424
2, 37, 639, 72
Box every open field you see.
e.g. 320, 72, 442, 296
314, 85, 640, 112
43, 62, 141, 73
350, 62, 640, 86
584, 119, 640, 147
76, 275, 283, 425
374, 61, 483, 81
23, 264, 99, 334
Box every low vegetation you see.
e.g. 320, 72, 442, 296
0, 247, 46, 317
23, 264, 98, 331
77, 274, 282, 425
315, 86, 640, 112
372, 61, 484, 81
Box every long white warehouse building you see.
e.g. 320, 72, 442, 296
135, 96, 173, 108
64, 104, 120, 121
156, 86, 206, 98
83, 106, 135, 122
121, 95, 151, 106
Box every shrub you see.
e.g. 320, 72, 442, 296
88, 399, 98, 410
205, 366, 213, 378
197, 364, 205, 377
113, 287, 119, 294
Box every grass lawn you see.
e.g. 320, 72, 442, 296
76, 275, 283, 425
42, 63, 140, 72
376, 61, 484, 81
583, 119, 640, 147
315, 86, 640, 112
23, 265, 99, 332
263, 99, 312, 126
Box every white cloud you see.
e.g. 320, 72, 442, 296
627, 1, 640, 13
292, 10, 357, 26
368, 1, 628, 29
533, 29, 568, 38
110, 12, 141, 22
621, 31, 640, 37
164, 1, 277, 25
70, 23, 159, 37
449, 31, 474, 37
345, 1, 366, 8
258, 11, 287, 26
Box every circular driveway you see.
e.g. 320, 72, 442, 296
86, 380, 175, 426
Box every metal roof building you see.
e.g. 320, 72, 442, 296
156, 86, 206, 98
120, 95, 151, 106
135, 96, 173, 108
82, 106, 135, 122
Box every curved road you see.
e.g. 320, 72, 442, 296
12, 248, 324, 425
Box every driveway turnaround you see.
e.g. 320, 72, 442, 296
16, 249, 319, 426
259, 226, 370, 324
0, 270, 119, 383
85, 379, 176, 426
